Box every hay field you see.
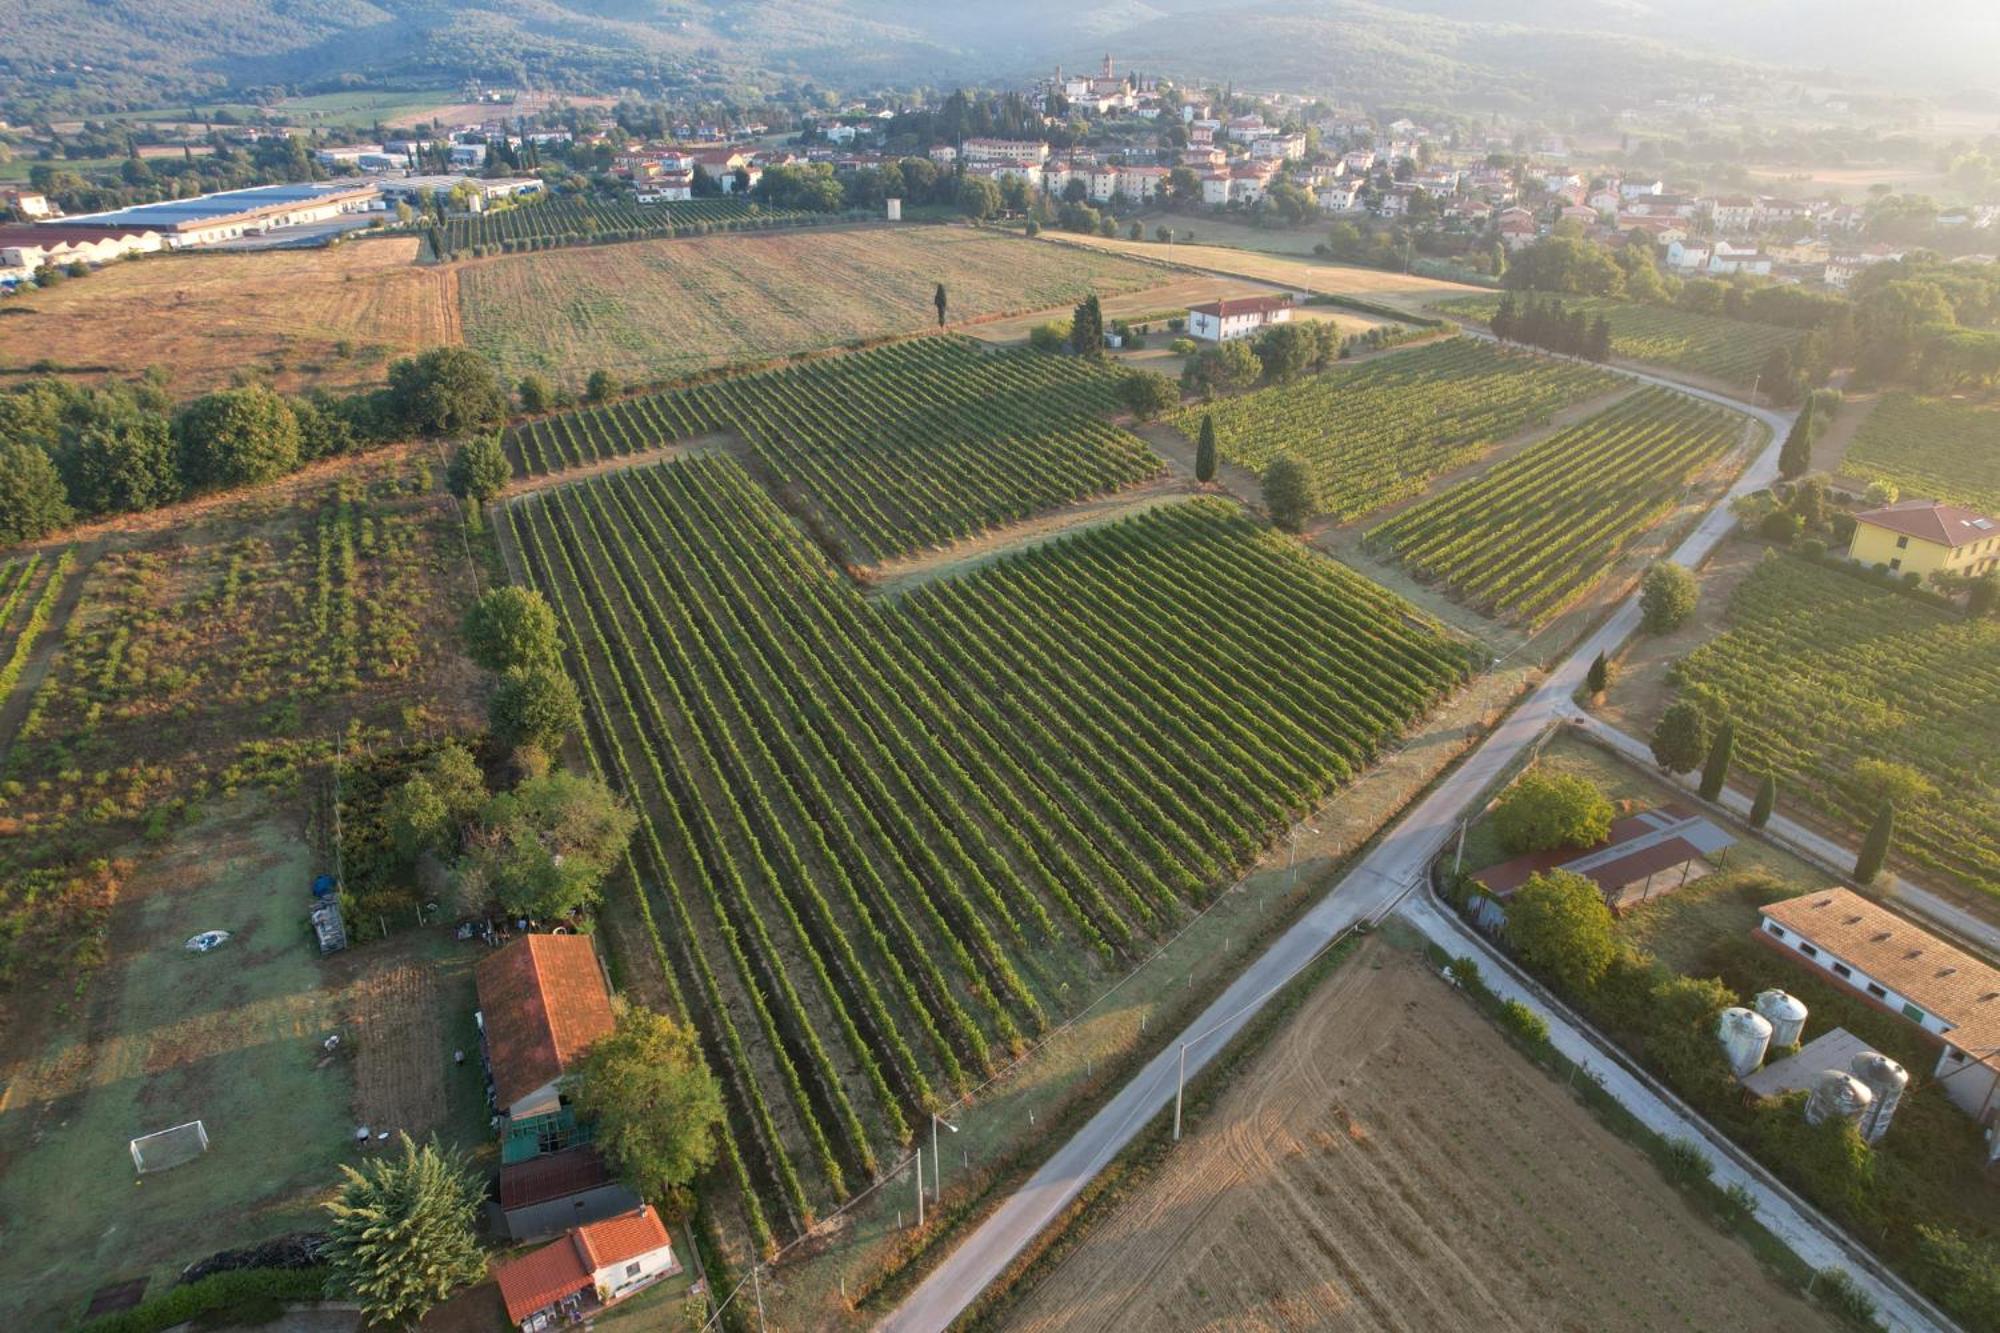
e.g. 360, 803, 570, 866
1005, 944, 1819, 1332
1042, 231, 1480, 304
455, 225, 1169, 387
0, 236, 454, 396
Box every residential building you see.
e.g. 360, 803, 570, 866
1758, 889, 2000, 1122
1318, 182, 1363, 214
1250, 133, 1306, 162
1621, 179, 1665, 199
2, 189, 54, 218
1665, 237, 1713, 272
1708, 194, 1758, 231
962, 138, 1050, 165
475, 934, 617, 1162
499, 1146, 642, 1243
1849, 499, 2000, 579
492, 1207, 681, 1332
449, 143, 488, 169
1188, 294, 1293, 341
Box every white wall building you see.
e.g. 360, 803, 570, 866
1188, 294, 1293, 341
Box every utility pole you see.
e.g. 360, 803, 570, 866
1453, 818, 1467, 874
932, 1111, 958, 1204
915, 1150, 924, 1228
750, 1237, 766, 1333
1173, 1042, 1187, 1140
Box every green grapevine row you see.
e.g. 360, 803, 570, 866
1672, 554, 2000, 898
505, 336, 1163, 563
1367, 387, 1745, 625
427, 196, 816, 259
508, 460, 1471, 1231
1168, 338, 1617, 521
1843, 393, 2000, 516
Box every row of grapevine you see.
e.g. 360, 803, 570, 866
505, 336, 1163, 563
429, 196, 816, 259
1367, 387, 1745, 624
1672, 554, 2000, 898
507, 460, 1472, 1233
1167, 338, 1617, 521
0, 549, 73, 704
1436, 294, 1803, 387
1842, 393, 2000, 516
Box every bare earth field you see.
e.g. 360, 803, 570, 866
1004, 943, 1822, 1333
457, 225, 1169, 387
1041, 232, 1481, 305
0, 236, 453, 396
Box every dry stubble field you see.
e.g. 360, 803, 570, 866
0, 236, 455, 396
455, 225, 1168, 386
1004, 943, 1822, 1333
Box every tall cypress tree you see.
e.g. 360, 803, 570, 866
1070, 294, 1104, 358
1779, 395, 1815, 479
1750, 772, 1777, 830
1698, 719, 1735, 802
1855, 800, 1895, 884
1585, 650, 1609, 696
1195, 413, 1218, 483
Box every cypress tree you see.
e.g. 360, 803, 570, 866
1195, 413, 1218, 483
1698, 719, 1734, 802
1492, 293, 1516, 342
1750, 772, 1777, 830
1585, 650, 1609, 696
1779, 395, 1815, 479
1855, 800, 1894, 884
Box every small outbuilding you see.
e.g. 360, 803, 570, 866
1470, 804, 1736, 931
493, 1206, 680, 1332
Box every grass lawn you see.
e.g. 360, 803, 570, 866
0, 801, 493, 1327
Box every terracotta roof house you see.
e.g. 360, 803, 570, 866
476, 934, 616, 1124
1469, 804, 1735, 931
1849, 499, 2000, 581
1187, 294, 1294, 342
493, 1206, 679, 1331
1758, 888, 2000, 1126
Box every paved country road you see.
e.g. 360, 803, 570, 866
883, 362, 1948, 1331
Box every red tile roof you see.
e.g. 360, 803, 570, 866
492, 1235, 591, 1323
476, 934, 616, 1110
574, 1206, 672, 1270
491, 1208, 672, 1323
0, 224, 158, 249
1854, 499, 2000, 550
1190, 295, 1292, 319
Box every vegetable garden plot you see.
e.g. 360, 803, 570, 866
507, 463, 1472, 1240
505, 336, 1164, 563
1672, 554, 2000, 898
1167, 338, 1617, 521
428, 196, 812, 258
1842, 393, 2000, 515
1437, 294, 1804, 388
1366, 387, 1745, 625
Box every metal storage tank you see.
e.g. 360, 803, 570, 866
1805, 1070, 1874, 1128
1716, 1007, 1773, 1077
1851, 1052, 1909, 1145
1754, 989, 1809, 1048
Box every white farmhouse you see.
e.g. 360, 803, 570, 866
1188, 294, 1293, 341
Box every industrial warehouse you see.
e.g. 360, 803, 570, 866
37, 181, 381, 249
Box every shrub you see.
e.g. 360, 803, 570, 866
1799, 536, 1828, 560
1661, 1137, 1712, 1186
1169, 337, 1197, 356
1760, 509, 1803, 545
80, 1269, 327, 1333
1499, 998, 1549, 1045
1640, 562, 1697, 633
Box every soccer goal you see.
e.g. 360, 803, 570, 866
130, 1120, 209, 1174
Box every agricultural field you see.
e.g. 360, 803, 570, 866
1435, 294, 1805, 388
426, 195, 816, 259
1367, 387, 1748, 625
506, 336, 1163, 564
505, 462, 1473, 1243
0, 236, 454, 397
1670, 553, 2000, 898
0, 547, 79, 731
1840, 392, 2000, 514
0, 455, 483, 985
1002, 941, 1819, 1332
1167, 338, 1618, 521
1044, 230, 1478, 303
458, 225, 1166, 388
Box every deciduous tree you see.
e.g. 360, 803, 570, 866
1505, 869, 1617, 995
0, 442, 71, 544
489, 663, 581, 755
567, 1007, 725, 1196
1115, 370, 1180, 421
1652, 700, 1711, 774
176, 386, 301, 489
446, 433, 510, 502
1493, 771, 1613, 853
1262, 455, 1313, 533
458, 770, 637, 918
464, 587, 561, 673
1639, 561, 1697, 633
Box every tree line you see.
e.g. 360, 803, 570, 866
0, 347, 511, 546
1490, 294, 1614, 362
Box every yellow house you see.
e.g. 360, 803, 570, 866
1849, 500, 2000, 579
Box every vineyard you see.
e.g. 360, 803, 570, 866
506, 462, 1472, 1240
428, 196, 816, 259
1670, 554, 2000, 898
506, 336, 1164, 563
1842, 393, 2000, 515
457, 225, 1168, 388
1366, 387, 1746, 624
1166, 338, 1617, 521
1436, 294, 1803, 387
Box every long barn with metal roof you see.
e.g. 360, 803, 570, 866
42, 181, 379, 247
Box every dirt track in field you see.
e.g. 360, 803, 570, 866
1004, 944, 1824, 1333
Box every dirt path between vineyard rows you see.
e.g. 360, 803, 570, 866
1003, 942, 1823, 1333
